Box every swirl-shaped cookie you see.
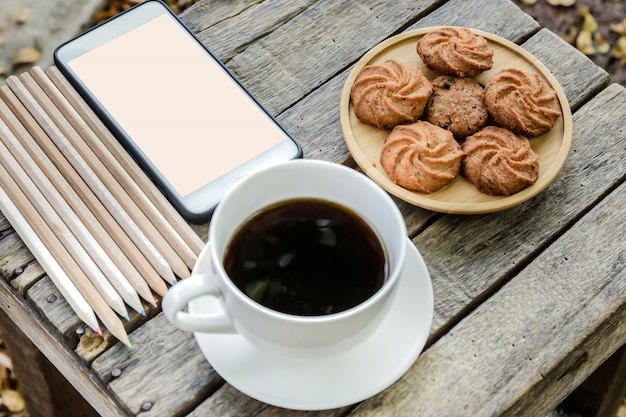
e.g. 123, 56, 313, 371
484, 68, 562, 137
416, 27, 494, 77
380, 121, 463, 193
350, 59, 433, 129
462, 126, 539, 196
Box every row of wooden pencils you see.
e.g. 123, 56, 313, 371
0, 66, 205, 347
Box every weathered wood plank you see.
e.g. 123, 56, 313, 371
91, 313, 222, 417
0, 277, 127, 417
565, 345, 626, 417
418, 83, 626, 334
219, 0, 442, 115
351, 147, 626, 417
179, 0, 264, 35
28, 276, 84, 347
184, 0, 317, 63
0, 1, 619, 416
0, 307, 100, 417
0, 211, 9, 231
0, 231, 34, 280
412, 0, 539, 41
188, 383, 351, 417
10, 260, 44, 294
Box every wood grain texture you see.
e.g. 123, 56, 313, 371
10, 261, 45, 295
0, 0, 624, 416
567, 345, 626, 417
91, 314, 222, 417
421, 83, 626, 335
0, 308, 100, 417
188, 382, 353, 417
204, 0, 442, 116
0, 211, 10, 231
0, 232, 34, 281
352, 160, 626, 417
179, 0, 265, 35
0, 277, 127, 417
412, 0, 539, 38
28, 276, 84, 347
185, 0, 317, 62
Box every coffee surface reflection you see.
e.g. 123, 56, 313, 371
224, 198, 388, 316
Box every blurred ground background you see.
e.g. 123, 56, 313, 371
513, 0, 626, 86
0, 0, 624, 416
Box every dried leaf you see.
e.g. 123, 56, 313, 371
609, 19, 626, 36
594, 32, 610, 54
12, 45, 41, 67
1, 388, 25, 412
0, 351, 12, 369
576, 30, 595, 55
15, 6, 32, 24
611, 36, 626, 64
578, 7, 599, 33
546, 0, 575, 6
0, 17, 10, 46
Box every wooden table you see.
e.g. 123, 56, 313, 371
1, 0, 625, 416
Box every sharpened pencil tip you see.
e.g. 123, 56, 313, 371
125, 337, 132, 349
150, 300, 158, 308
171, 279, 178, 285
140, 309, 147, 317
96, 326, 103, 336
124, 314, 130, 321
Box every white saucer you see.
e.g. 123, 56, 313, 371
190, 238, 433, 410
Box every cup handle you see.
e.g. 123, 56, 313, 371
162, 273, 235, 333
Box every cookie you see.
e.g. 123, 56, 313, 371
416, 27, 494, 77
484, 68, 561, 137
462, 126, 539, 196
350, 59, 433, 129
380, 121, 464, 193
424, 75, 489, 138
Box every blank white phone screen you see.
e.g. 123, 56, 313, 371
67, 13, 284, 197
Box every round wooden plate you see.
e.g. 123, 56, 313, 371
340, 27, 573, 214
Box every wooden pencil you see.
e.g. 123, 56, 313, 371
0, 86, 169, 297
0, 186, 101, 335
46, 66, 205, 257
0, 110, 146, 316
17, 71, 192, 279
0, 127, 129, 320
34, 66, 200, 268
0, 164, 131, 347
4, 75, 178, 285
0, 97, 158, 307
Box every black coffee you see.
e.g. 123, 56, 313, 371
223, 198, 388, 316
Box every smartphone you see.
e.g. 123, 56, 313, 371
54, 0, 302, 223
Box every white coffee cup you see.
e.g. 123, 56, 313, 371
162, 159, 407, 354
